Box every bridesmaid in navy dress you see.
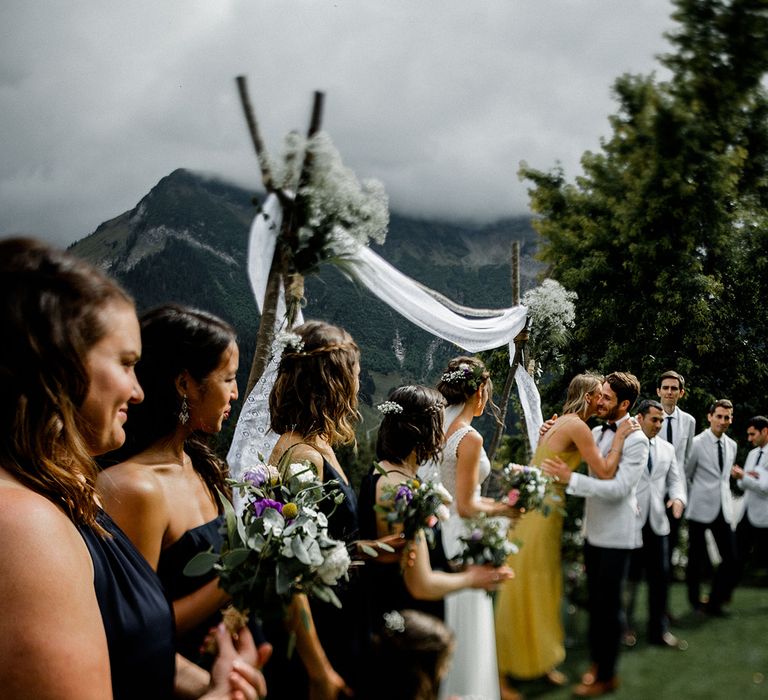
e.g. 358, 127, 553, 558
266, 320, 369, 699
0, 238, 263, 699
98, 304, 269, 667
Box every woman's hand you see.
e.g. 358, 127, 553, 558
539, 414, 558, 437
615, 417, 640, 441
466, 564, 514, 591
541, 457, 572, 485
202, 624, 270, 700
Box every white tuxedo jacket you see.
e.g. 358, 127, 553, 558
685, 429, 738, 527
566, 426, 649, 549
737, 447, 768, 527
636, 438, 687, 536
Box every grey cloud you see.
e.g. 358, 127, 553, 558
1, 0, 673, 246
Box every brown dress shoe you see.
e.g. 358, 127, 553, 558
546, 668, 568, 686
572, 677, 619, 697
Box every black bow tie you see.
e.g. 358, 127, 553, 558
602, 423, 617, 433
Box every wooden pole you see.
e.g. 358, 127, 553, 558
243, 90, 326, 396
235, 76, 276, 194
487, 241, 529, 462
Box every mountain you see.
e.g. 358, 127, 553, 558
70, 168, 543, 441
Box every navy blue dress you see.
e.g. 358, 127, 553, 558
78, 510, 175, 700
264, 457, 364, 695
357, 466, 446, 625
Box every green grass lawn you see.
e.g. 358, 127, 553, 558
505, 583, 768, 699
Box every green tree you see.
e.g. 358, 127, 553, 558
520, 0, 768, 429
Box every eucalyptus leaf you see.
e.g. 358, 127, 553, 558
292, 535, 311, 565
360, 544, 378, 558
222, 548, 250, 568
183, 550, 219, 576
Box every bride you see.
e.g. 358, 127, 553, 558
425, 356, 517, 700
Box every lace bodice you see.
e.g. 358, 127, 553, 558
439, 426, 490, 516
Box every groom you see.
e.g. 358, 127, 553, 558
543, 372, 648, 697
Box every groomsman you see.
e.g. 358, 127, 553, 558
731, 415, 768, 589
684, 399, 738, 616
543, 372, 647, 697
623, 400, 686, 648
656, 371, 695, 563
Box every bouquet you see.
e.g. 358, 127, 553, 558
456, 513, 518, 567
498, 463, 554, 515
184, 459, 351, 626
375, 467, 452, 548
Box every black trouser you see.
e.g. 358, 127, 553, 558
686, 511, 737, 610
626, 522, 669, 641
734, 517, 768, 588
585, 542, 631, 681
666, 503, 682, 580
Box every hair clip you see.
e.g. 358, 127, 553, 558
276, 330, 304, 353
383, 610, 405, 633
377, 400, 404, 415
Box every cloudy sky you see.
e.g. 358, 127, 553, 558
1, 0, 676, 246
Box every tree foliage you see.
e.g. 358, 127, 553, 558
521, 0, 768, 432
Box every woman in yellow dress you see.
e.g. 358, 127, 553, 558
495, 373, 637, 696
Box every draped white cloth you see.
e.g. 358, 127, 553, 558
515, 363, 543, 454
227, 194, 537, 478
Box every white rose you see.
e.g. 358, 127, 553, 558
316, 541, 351, 585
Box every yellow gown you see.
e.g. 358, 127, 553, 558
494, 440, 582, 680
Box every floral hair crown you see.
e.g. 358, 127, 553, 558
383, 610, 405, 633
440, 362, 485, 390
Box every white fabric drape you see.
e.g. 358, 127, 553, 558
228, 194, 538, 477
515, 363, 543, 454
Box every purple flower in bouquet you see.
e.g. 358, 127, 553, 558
251, 498, 284, 517
243, 465, 270, 487
395, 485, 413, 504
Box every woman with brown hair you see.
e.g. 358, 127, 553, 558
0, 238, 264, 700
494, 372, 636, 698
265, 320, 366, 699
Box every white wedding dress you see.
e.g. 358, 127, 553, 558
436, 425, 501, 700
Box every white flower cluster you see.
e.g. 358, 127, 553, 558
522, 279, 578, 376
377, 400, 403, 415
275, 330, 304, 353
273, 131, 389, 263
383, 610, 405, 633
522, 279, 577, 337
287, 462, 315, 484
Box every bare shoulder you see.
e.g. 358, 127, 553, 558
97, 460, 165, 504
457, 428, 483, 450
0, 485, 88, 555
0, 486, 112, 697
270, 434, 325, 472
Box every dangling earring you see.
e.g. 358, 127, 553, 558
179, 394, 189, 425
